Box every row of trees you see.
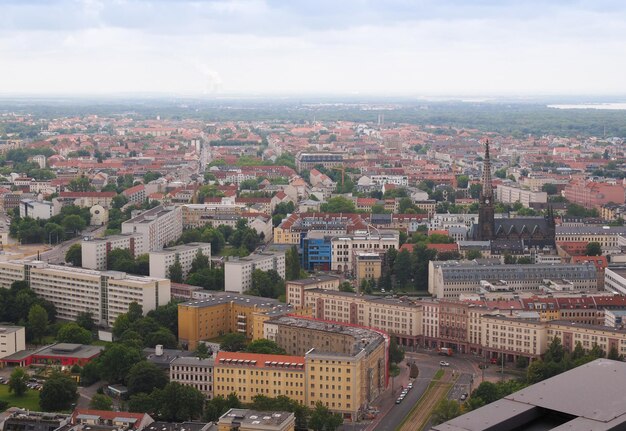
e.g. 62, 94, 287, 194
9, 369, 78, 412
10, 205, 91, 244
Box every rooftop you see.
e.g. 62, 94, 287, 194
433, 359, 626, 431
149, 242, 211, 255
287, 275, 340, 286
218, 408, 294, 429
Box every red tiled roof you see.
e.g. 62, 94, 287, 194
215, 351, 305, 369
60, 192, 116, 198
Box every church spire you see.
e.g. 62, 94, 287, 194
482, 140, 493, 198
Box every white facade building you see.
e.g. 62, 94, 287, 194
495, 184, 548, 208
0, 260, 170, 326
19, 199, 55, 220
330, 230, 399, 273
82, 233, 146, 270
224, 251, 286, 293
169, 356, 214, 398
605, 268, 626, 295
121, 205, 183, 251
149, 242, 211, 279
0, 326, 26, 359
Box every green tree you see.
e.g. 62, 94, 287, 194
320, 196, 356, 213
245, 339, 286, 355
466, 250, 483, 260
99, 344, 142, 383
8, 367, 28, 396
585, 242, 602, 256
76, 311, 95, 331
144, 328, 177, 349
203, 394, 241, 422
28, 304, 48, 343
62, 214, 86, 235
80, 361, 101, 386
309, 402, 343, 431
146, 301, 180, 336
339, 282, 355, 293
456, 175, 470, 188
127, 302, 144, 322
545, 337, 565, 363
190, 249, 210, 273
89, 394, 113, 410
195, 342, 210, 359
494, 168, 507, 179
432, 399, 462, 425
67, 176, 95, 192
65, 243, 82, 266
285, 245, 301, 281
57, 322, 92, 344
393, 249, 412, 288
389, 337, 405, 364
608, 346, 623, 361
151, 383, 206, 421
40, 372, 78, 412
541, 183, 558, 195
126, 361, 168, 395
168, 257, 183, 283
220, 333, 246, 352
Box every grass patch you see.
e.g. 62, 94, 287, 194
0, 384, 40, 411
433, 369, 444, 380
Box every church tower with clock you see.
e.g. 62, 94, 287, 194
477, 140, 495, 241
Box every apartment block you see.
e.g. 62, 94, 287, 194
264, 316, 387, 420
331, 230, 399, 274
563, 180, 625, 209
82, 233, 145, 270
149, 242, 211, 279
481, 315, 548, 361
19, 199, 55, 219
177, 293, 295, 349
295, 152, 343, 172
0, 260, 170, 326
169, 356, 214, 398
605, 268, 626, 295
273, 213, 368, 245
555, 226, 626, 253
224, 251, 285, 294
285, 275, 340, 308
122, 205, 183, 251
355, 252, 382, 286
214, 351, 306, 404
495, 183, 547, 207
0, 326, 26, 359
298, 289, 422, 346
122, 184, 147, 205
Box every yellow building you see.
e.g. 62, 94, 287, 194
264, 315, 388, 420
214, 352, 306, 404
481, 315, 548, 361
178, 293, 295, 349
217, 409, 295, 431
285, 275, 340, 308
354, 253, 382, 286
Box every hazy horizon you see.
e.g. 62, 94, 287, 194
2, 0, 626, 97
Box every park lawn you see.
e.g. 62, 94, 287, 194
0, 384, 41, 411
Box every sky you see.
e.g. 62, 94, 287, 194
1, 0, 626, 97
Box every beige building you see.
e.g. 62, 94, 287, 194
354, 252, 382, 286
149, 242, 211, 279
495, 183, 547, 207
481, 315, 548, 361
285, 275, 340, 308
217, 409, 295, 431
331, 230, 399, 274
555, 226, 626, 253
297, 289, 422, 347
169, 356, 214, 398
0, 260, 170, 326
0, 326, 26, 359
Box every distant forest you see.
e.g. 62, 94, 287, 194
2, 97, 626, 138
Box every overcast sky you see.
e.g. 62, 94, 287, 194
1, 0, 626, 97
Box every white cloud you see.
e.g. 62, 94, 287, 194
0, 0, 626, 95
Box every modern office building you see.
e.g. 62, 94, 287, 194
149, 242, 211, 279
301, 235, 333, 271
121, 205, 183, 251
224, 251, 285, 293
0, 260, 170, 326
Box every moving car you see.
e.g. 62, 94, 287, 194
439, 360, 450, 367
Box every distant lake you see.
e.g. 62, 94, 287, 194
547, 103, 626, 110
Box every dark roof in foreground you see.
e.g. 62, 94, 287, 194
432, 359, 626, 431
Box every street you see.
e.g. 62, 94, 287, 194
30, 225, 106, 264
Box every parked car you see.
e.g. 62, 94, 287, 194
395, 398, 402, 404
460, 393, 468, 401
407, 383, 413, 389
439, 360, 450, 367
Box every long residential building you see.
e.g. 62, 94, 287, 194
293, 288, 422, 347
169, 356, 214, 398
0, 260, 170, 326
121, 205, 183, 251
428, 260, 598, 299
274, 213, 368, 245
495, 183, 547, 207
555, 225, 626, 253
224, 251, 286, 293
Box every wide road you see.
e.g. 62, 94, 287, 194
31, 225, 106, 264
372, 363, 437, 431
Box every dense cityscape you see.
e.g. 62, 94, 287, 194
2, 1, 626, 430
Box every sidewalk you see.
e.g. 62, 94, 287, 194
366, 361, 411, 431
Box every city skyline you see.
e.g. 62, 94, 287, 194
2, 0, 626, 96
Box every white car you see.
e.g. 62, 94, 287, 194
439, 360, 450, 367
